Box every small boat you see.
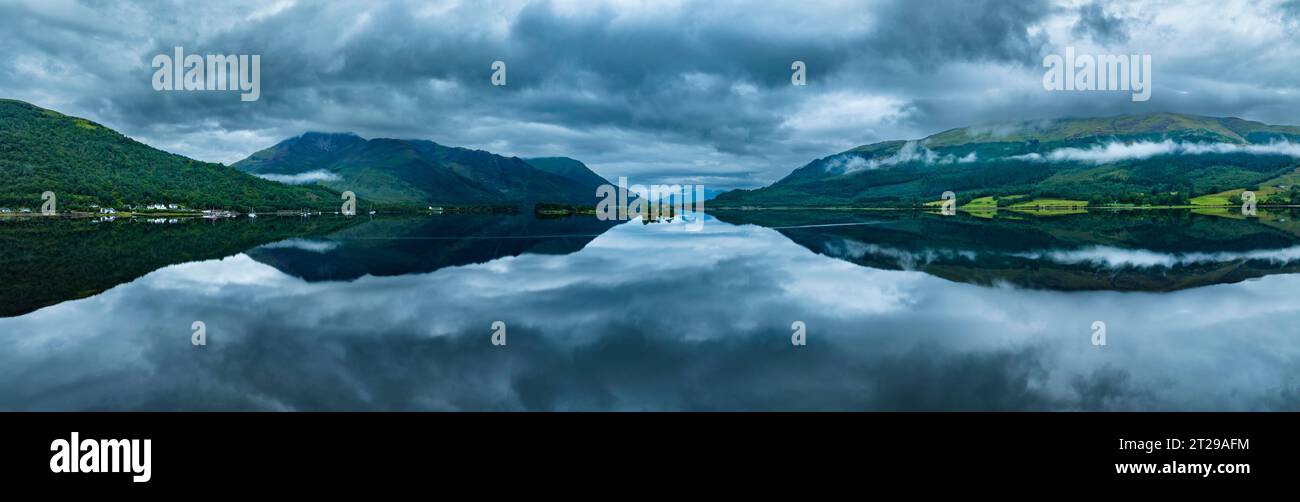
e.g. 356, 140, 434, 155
247, 207, 257, 218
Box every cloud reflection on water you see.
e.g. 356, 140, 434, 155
2, 217, 1299, 411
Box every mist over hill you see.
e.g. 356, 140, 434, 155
715, 112, 1300, 208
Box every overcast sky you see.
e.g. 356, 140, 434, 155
4, 0, 1300, 188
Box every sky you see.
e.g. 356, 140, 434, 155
4, 0, 1300, 189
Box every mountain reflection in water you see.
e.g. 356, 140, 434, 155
2, 210, 1300, 411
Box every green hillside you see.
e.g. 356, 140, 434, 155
0, 99, 345, 211
233, 133, 608, 207
715, 112, 1300, 208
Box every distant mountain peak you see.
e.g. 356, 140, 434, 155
288, 131, 366, 152
300, 131, 360, 138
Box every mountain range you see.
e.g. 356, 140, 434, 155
9, 97, 1300, 213
715, 112, 1300, 208
0, 99, 608, 212
231, 132, 608, 206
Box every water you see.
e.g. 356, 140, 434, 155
3, 209, 1300, 411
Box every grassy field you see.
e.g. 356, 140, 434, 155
1003, 198, 1088, 216
960, 196, 999, 209
1191, 167, 1300, 206
1006, 198, 1088, 208
1189, 192, 1236, 206
923, 195, 1012, 209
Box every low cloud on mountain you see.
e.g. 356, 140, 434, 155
252, 169, 342, 185
824, 142, 976, 174
1014, 140, 1300, 164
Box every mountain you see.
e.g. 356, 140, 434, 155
233, 133, 608, 207
523, 157, 611, 188
0, 217, 359, 318
245, 213, 619, 282
714, 112, 1300, 208
0, 99, 344, 211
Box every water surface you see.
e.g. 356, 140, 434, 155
3, 210, 1300, 411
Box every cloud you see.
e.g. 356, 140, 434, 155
824, 141, 976, 174
1023, 140, 1300, 164
4, 0, 1300, 189
868, 0, 1052, 65
1071, 1, 1132, 45
252, 169, 341, 184
5, 215, 1300, 410
1016, 245, 1300, 268
821, 238, 1300, 271
257, 238, 341, 253
822, 238, 978, 269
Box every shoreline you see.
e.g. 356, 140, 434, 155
708, 204, 1300, 211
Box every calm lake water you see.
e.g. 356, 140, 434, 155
3, 209, 1300, 411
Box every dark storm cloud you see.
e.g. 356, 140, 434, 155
1071, 1, 1131, 45
869, 0, 1051, 64
1282, 0, 1300, 21
3, 0, 1300, 188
